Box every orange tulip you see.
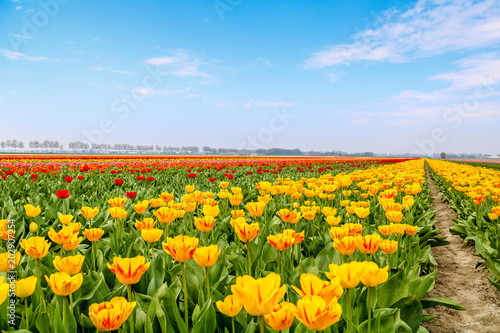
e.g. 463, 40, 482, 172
107, 256, 150, 285
163, 236, 199, 262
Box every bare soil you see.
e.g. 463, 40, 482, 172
422, 170, 500, 333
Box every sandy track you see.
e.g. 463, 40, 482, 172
422, 169, 500, 333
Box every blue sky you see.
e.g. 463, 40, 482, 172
1, 0, 500, 155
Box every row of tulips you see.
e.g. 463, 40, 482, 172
427, 159, 500, 291
0, 157, 462, 332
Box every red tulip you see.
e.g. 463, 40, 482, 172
56, 190, 70, 199
77, 176, 84, 180
1, 176, 6, 179
111, 170, 116, 174
64, 177, 73, 183
147, 177, 154, 181
247, 171, 252, 175
208, 177, 216, 182
126, 192, 137, 199
188, 173, 197, 178
114, 179, 124, 185
227, 174, 234, 180
31, 174, 39, 178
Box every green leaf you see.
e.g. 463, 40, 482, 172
421, 298, 466, 310
192, 300, 217, 333
391, 296, 423, 332
378, 270, 409, 308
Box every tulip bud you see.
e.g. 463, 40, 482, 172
29, 222, 38, 233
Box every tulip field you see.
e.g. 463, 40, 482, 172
0, 155, 470, 333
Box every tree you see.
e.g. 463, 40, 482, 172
440, 152, 447, 159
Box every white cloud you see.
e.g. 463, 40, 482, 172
15, 6, 21, 10
145, 50, 210, 77
133, 87, 192, 96
89, 65, 133, 75
244, 101, 298, 109
304, 0, 500, 68
352, 118, 370, 125
0, 49, 46, 61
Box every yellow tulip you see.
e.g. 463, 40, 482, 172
264, 302, 295, 331
356, 234, 381, 254
0, 252, 21, 272
378, 224, 394, 236
154, 207, 177, 224
292, 295, 342, 331
29, 222, 38, 233
81, 206, 99, 219
245, 201, 266, 218
326, 262, 364, 289
0, 277, 9, 305
62, 234, 82, 251
283, 229, 305, 245
231, 209, 245, 218
163, 236, 199, 262
45, 272, 83, 296
278, 209, 302, 224
194, 216, 216, 232
108, 207, 128, 219
229, 194, 243, 206
231, 273, 286, 316
83, 228, 104, 242
386, 211, 404, 223
133, 202, 148, 215
233, 221, 260, 243
14, 276, 37, 298
193, 245, 221, 267
291, 273, 343, 303
360, 262, 389, 287
333, 236, 358, 256
380, 239, 398, 254
20, 236, 50, 259
141, 228, 163, 243
267, 233, 295, 251
58, 214, 73, 225
107, 256, 150, 285
108, 197, 126, 208
135, 218, 155, 230
329, 227, 347, 240
354, 207, 370, 219
24, 204, 41, 218
89, 297, 136, 332
53, 255, 85, 275
325, 215, 341, 226
216, 295, 243, 317
185, 185, 195, 193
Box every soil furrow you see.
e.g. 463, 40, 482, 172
423, 169, 500, 333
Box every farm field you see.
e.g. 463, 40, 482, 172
0, 154, 478, 333
447, 160, 500, 172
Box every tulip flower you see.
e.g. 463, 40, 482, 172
229, 194, 243, 206
333, 236, 358, 256
360, 262, 389, 333
356, 234, 382, 255
342, 223, 363, 237
0, 277, 10, 306
406, 225, 418, 236
154, 207, 177, 239
354, 206, 370, 219
302, 210, 317, 220
45, 272, 83, 296
0, 252, 21, 272
278, 209, 302, 224
267, 233, 295, 251
386, 211, 404, 223
194, 245, 221, 296
83, 228, 105, 242
29, 222, 38, 233
245, 201, 266, 218
149, 198, 166, 208
283, 229, 304, 245
48, 227, 73, 245
141, 228, 163, 244
108, 197, 126, 208
231, 209, 245, 218
233, 221, 260, 243
216, 295, 243, 323
15, 276, 37, 298
194, 216, 216, 233
292, 295, 342, 331
53, 255, 85, 275
81, 206, 99, 220
20, 236, 50, 259
24, 204, 41, 218
264, 302, 295, 331
380, 239, 398, 255
163, 235, 199, 328
378, 224, 394, 236
202, 204, 220, 217
89, 297, 136, 332
58, 214, 73, 225
185, 185, 195, 192
108, 207, 128, 219
56, 190, 71, 199
231, 272, 286, 332
329, 227, 347, 240
107, 256, 150, 285
62, 235, 82, 251
292, 273, 343, 303
325, 215, 341, 226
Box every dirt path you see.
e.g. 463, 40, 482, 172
423, 169, 500, 333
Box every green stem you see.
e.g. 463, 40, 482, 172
246, 242, 252, 276
62, 296, 67, 324
92, 241, 96, 271
204, 232, 208, 247
127, 285, 134, 333
259, 316, 264, 333
231, 317, 235, 333
205, 267, 210, 298
368, 287, 372, 333
181, 262, 189, 330
346, 288, 352, 333
69, 293, 73, 311
25, 297, 29, 329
